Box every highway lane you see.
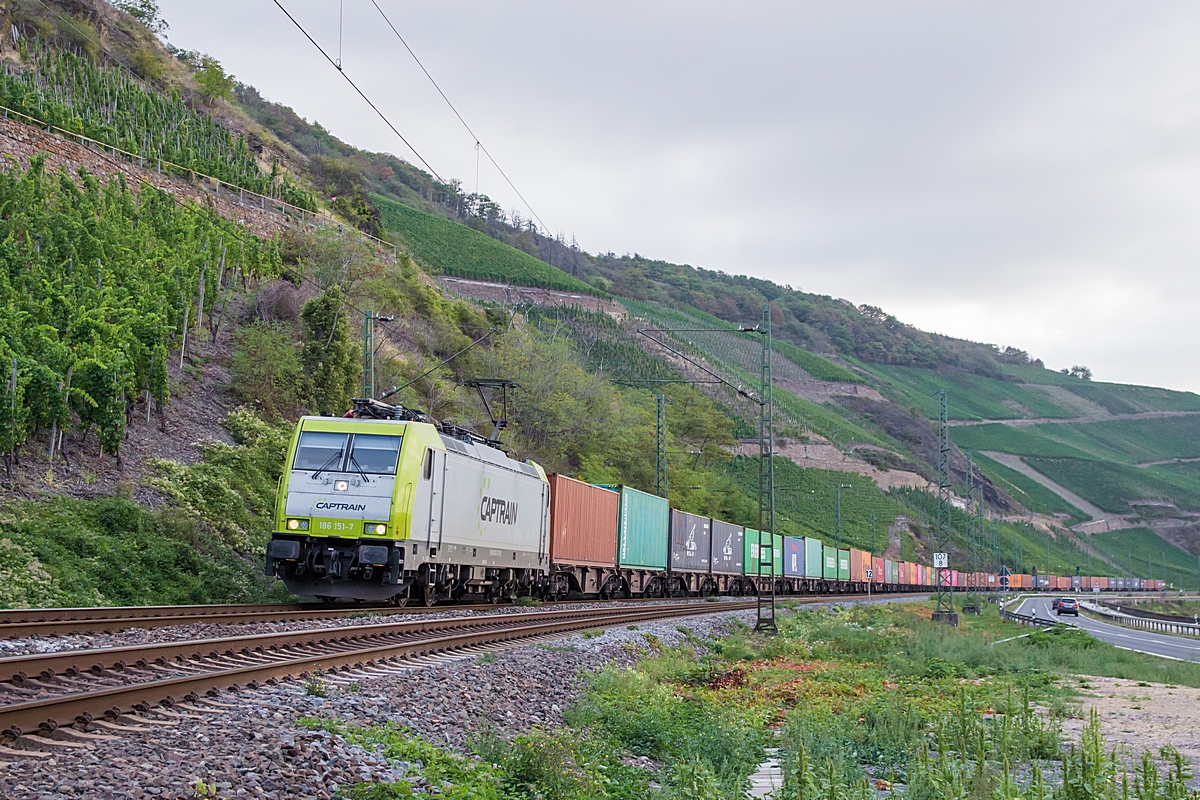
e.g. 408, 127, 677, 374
1013, 596, 1200, 662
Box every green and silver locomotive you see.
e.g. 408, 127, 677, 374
266, 402, 551, 605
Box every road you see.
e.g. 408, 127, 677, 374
1013, 596, 1200, 662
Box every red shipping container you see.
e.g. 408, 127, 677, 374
547, 474, 619, 568
898, 561, 909, 585
850, 549, 868, 582
1097, 577, 1109, 589
872, 556, 885, 584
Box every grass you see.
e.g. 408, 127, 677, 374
972, 453, 1089, 525
374, 193, 600, 295
308, 600, 1200, 800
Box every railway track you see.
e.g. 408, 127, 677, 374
0, 600, 759, 742
0, 592, 923, 746
0, 601, 404, 639
0, 591, 926, 638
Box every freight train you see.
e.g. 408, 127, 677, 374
264, 409, 1165, 605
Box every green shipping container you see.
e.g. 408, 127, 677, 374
837, 549, 850, 581
742, 530, 783, 576
804, 537, 823, 578
617, 486, 669, 569
822, 545, 838, 580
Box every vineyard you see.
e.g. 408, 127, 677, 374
624, 300, 860, 385
519, 305, 678, 383
1087, 527, 1199, 588
1024, 457, 1200, 515
726, 458, 909, 550
971, 453, 1088, 525
0, 38, 315, 210
0, 156, 279, 465
951, 423, 1094, 459
1031, 417, 1200, 465
373, 194, 599, 294
860, 363, 1080, 421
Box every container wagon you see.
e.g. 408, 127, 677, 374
710, 519, 745, 594
669, 509, 713, 595
546, 474, 621, 598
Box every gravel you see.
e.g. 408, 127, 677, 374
0, 598, 747, 658
0, 596, 917, 798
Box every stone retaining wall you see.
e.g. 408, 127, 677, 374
0, 114, 295, 239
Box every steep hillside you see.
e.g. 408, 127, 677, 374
0, 0, 1193, 608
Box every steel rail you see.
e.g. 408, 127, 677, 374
0, 603, 716, 680
0, 603, 405, 639
0, 601, 755, 735
0, 590, 928, 638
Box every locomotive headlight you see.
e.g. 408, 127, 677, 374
371, 523, 387, 535
334, 480, 349, 492
286, 519, 299, 530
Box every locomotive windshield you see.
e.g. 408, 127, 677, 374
292, 431, 401, 475
349, 434, 402, 474
294, 432, 347, 472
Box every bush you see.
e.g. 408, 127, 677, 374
231, 322, 305, 418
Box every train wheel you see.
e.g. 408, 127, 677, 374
420, 585, 437, 607
392, 588, 411, 608
317, 596, 336, 604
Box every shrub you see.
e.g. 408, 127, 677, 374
231, 322, 304, 419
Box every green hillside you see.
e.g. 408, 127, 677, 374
374, 194, 599, 294
860, 364, 1079, 421
1088, 528, 1199, 588
1025, 458, 1200, 515
971, 453, 1089, 525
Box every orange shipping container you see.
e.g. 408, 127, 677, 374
1097, 577, 1109, 589
547, 474, 619, 568
850, 549, 868, 582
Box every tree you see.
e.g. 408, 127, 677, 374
115, 0, 169, 34
196, 56, 235, 104
300, 289, 359, 416
1069, 365, 1093, 381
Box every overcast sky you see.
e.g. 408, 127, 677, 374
158, 1, 1200, 393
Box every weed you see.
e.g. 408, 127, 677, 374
515, 595, 542, 607
477, 652, 498, 664
304, 677, 327, 697
344, 682, 362, 693
582, 630, 602, 640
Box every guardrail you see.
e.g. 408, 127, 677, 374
1097, 601, 1200, 626
1083, 602, 1200, 637
0, 103, 397, 257
997, 598, 1057, 628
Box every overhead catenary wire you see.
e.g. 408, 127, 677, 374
271, 0, 444, 182
368, 0, 552, 236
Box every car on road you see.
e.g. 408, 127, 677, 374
1052, 597, 1079, 616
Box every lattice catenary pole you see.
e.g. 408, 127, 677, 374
933, 388, 956, 623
